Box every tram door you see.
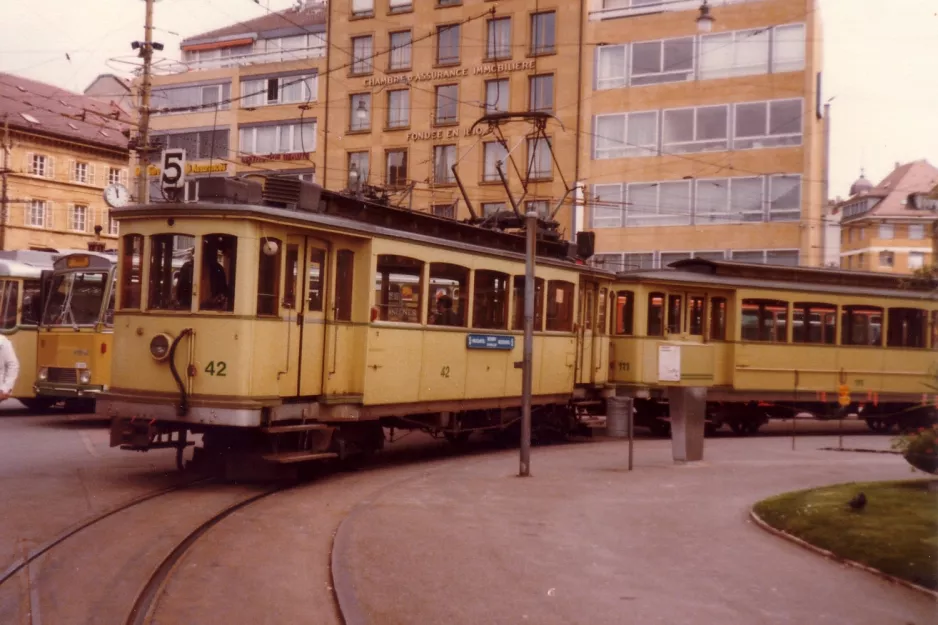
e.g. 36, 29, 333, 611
576, 279, 599, 385
296, 237, 328, 397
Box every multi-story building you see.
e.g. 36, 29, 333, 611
837, 160, 938, 274
145, 1, 328, 200
0, 73, 131, 251
151, 0, 827, 266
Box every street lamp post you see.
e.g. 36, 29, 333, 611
696, 0, 715, 33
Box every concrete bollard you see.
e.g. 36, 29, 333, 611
668, 386, 707, 463
606, 396, 632, 438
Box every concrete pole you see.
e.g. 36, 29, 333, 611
519, 210, 536, 477
0, 116, 9, 251
135, 0, 155, 204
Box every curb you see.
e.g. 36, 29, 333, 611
748, 509, 938, 601
818, 447, 901, 455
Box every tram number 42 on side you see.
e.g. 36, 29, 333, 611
204, 361, 227, 377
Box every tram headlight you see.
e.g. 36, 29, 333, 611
149, 334, 172, 362
79, 370, 92, 385
38, 367, 48, 381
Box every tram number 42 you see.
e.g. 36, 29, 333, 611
204, 361, 227, 377
440, 366, 451, 378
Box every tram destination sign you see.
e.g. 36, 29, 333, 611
466, 334, 515, 350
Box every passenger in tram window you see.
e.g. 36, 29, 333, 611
199, 237, 234, 311
433, 294, 461, 326
175, 260, 194, 309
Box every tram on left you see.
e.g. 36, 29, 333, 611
34, 252, 118, 411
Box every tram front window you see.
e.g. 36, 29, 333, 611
42, 272, 107, 326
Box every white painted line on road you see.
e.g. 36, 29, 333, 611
27, 551, 41, 625
80, 432, 101, 458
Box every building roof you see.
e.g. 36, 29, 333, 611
0, 72, 132, 151
181, 2, 326, 47
839, 159, 938, 222
84, 74, 132, 95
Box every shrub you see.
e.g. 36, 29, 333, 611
892, 425, 938, 474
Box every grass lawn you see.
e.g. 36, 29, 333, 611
754, 479, 938, 591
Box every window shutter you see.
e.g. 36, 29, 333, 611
120, 169, 128, 186
44, 202, 53, 229
88, 164, 96, 186
68, 159, 76, 182
47, 157, 55, 179
25, 153, 35, 174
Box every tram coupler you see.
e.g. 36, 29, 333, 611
110, 417, 190, 452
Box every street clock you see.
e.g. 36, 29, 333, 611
103, 183, 130, 208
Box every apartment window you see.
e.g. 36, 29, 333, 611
435, 84, 458, 124
733, 99, 803, 149
768, 175, 801, 222
73, 161, 91, 184
27, 200, 48, 227
772, 24, 806, 72
107, 210, 119, 236
241, 74, 317, 107
438, 0, 461, 5
432, 204, 456, 220
348, 151, 370, 184
661, 105, 728, 153
351, 36, 374, 74
107, 167, 125, 186
487, 17, 511, 60
433, 145, 456, 184
590, 183, 623, 228
525, 200, 550, 218
695, 179, 732, 224
591, 254, 620, 271
660, 252, 691, 268
529, 74, 553, 113
239, 122, 315, 154
631, 37, 694, 85
389, 0, 412, 12
154, 130, 229, 160
436, 24, 460, 65
69, 205, 88, 232
151, 83, 231, 113
623, 253, 655, 270
766, 250, 799, 266
387, 90, 410, 129
731, 177, 765, 222
385, 149, 407, 187
593, 111, 658, 159
389, 31, 412, 70
879, 223, 895, 239
28, 154, 52, 177
596, 45, 628, 90
699, 29, 769, 80
483, 141, 509, 182
694, 251, 725, 261
526, 137, 552, 180
879, 251, 895, 268
530, 11, 555, 55
625, 180, 691, 227
485, 79, 509, 114
909, 251, 926, 270
482, 203, 506, 217
351, 0, 374, 16
349, 93, 371, 131
909, 224, 926, 240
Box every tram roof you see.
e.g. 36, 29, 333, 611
616, 259, 938, 301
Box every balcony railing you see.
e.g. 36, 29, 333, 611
179, 45, 327, 73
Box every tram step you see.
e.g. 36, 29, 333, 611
262, 424, 331, 434
262, 451, 340, 464
573, 400, 603, 406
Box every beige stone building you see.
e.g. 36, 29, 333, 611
149, 0, 827, 266
837, 160, 938, 274
0, 73, 131, 252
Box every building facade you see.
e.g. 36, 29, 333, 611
837, 161, 938, 274
145, 2, 328, 200
0, 73, 131, 252
150, 0, 826, 266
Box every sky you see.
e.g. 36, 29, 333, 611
1, 0, 936, 199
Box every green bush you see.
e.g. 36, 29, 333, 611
892, 425, 938, 474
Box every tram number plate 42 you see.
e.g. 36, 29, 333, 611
466, 334, 515, 350
204, 361, 227, 376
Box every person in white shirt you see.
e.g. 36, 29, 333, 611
0, 335, 20, 400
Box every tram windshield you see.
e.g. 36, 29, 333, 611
41, 271, 109, 327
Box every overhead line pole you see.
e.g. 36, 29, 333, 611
135, 0, 156, 205
0, 116, 10, 251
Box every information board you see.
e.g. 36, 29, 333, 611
658, 345, 681, 382
466, 334, 515, 350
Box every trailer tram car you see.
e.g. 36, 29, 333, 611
35, 252, 117, 411
607, 259, 938, 434
101, 177, 615, 470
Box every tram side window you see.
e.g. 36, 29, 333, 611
0, 281, 17, 330
687, 296, 704, 336
614, 291, 634, 336
283, 244, 299, 309
597, 288, 608, 334
583, 288, 595, 331
793, 302, 836, 344
667, 294, 682, 334
256, 238, 282, 316
546, 280, 575, 332
887, 307, 927, 348
200, 234, 237, 312
375, 255, 423, 323
149, 234, 195, 311
841, 305, 883, 346
647, 293, 664, 337
431, 264, 469, 327
335, 250, 355, 322
307, 248, 326, 312
22, 280, 41, 326
741, 299, 788, 342
931, 311, 938, 350
474, 270, 510, 330
120, 234, 143, 309
511, 275, 544, 331
709, 297, 727, 340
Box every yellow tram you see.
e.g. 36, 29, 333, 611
35, 252, 117, 410
607, 259, 938, 434
101, 177, 613, 468
0, 251, 57, 410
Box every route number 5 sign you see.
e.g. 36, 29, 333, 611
160, 149, 186, 192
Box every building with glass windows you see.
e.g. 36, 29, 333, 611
149, 0, 826, 266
